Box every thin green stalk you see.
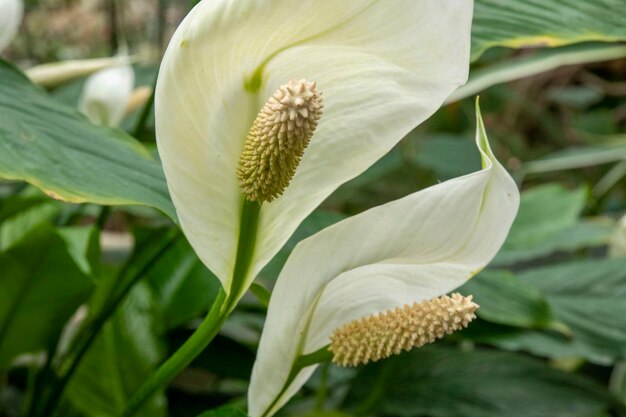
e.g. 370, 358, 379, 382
121, 288, 226, 417
121, 198, 261, 416
25, 338, 59, 417
261, 346, 332, 417
35, 229, 180, 417
314, 362, 329, 412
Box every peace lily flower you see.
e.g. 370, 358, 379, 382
247, 107, 520, 417
79, 63, 135, 127
0, 0, 23, 54
156, 0, 474, 302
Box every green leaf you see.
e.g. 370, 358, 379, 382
522, 145, 626, 175
466, 322, 613, 365
57, 226, 101, 277
492, 184, 612, 265
66, 283, 166, 417
519, 258, 626, 360
413, 134, 482, 180
449, 43, 626, 103
0, 59, 175, 220
494, 219, 614, 265
472, 0, 626, 61
0, 200, 59, 251
0, 226, 93, 370
344, 347, 613, 417
460, 270, 556, 330
197, 405, 248, 417
0, 192, 50, 224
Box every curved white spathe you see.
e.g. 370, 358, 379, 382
155, 0, 474, 293
247, 105, 520, 417
0, 0, 23, 53
79, 63, 135, 127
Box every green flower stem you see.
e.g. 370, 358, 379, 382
261, 346, 332, 417
121, 198, 261, 416
121, 288, 227, 417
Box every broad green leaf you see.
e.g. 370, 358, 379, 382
0, 226, 93, 370
0, 60, 175, 220
344, 347, 613, 417
460, 270, 556, 330
57, 226, 101, 276
520, 258, 626, 360
492, 184, 609, 265
472, 0, 626, 61
466, 322, 614, 365
449, 43, 626, 103
494, 219, 614, 265
0, 200, 59, 250
66, 283, 166, 417
522, 145, 626, 176
197, 406, 248, 417
412, 134, 482, 180
0, 193, 50, 224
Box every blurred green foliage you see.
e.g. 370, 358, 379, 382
1, 0, 626, 417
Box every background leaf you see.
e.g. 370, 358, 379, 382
0, 226, 93, 370
0, 60, 175, 220
472, 0, 626, 60
344, 347, 614, 417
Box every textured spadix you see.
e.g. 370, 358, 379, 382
156, 0, 473, 295
248, 106, 520, 417
237, 79, 323, 202
0, 0, 23, 53
329, 293, 478, 367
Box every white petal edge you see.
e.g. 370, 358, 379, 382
248, 104, 520, 417
156, 0, 473, 292
0, 0, 23, 53
79, 64, 135, 127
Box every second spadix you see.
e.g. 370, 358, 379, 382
237, 79, 323, 202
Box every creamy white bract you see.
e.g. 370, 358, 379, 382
248, 107, 520, 417
155, 0, 474, 295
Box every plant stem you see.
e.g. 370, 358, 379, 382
314, 362, 329, 412
121, 198, 261, 416
121, 288, 227, 417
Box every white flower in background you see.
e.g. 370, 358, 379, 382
79, 63, 134, 127
156, 0, 474, 300
247, 107, 520, 417
0, 0, 23, 53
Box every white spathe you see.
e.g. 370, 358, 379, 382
155, 0, 474, 294
0, 0, 23, 53
79, 64, 135, 127
247, 106, 520, 417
